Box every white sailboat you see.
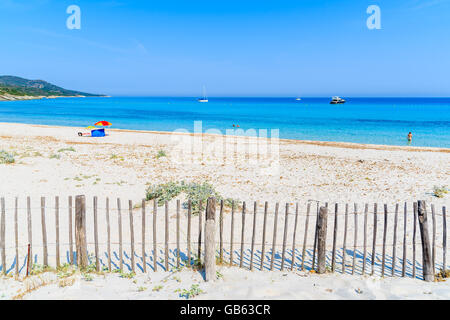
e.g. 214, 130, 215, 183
197, 85, 208, 103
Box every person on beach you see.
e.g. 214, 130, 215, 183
407, 132, 412, 143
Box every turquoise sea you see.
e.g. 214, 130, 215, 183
0, 97, 449, 148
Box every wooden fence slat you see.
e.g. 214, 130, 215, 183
381, 203, 388, 277
14, 197, 19, 275
187, 200, 191, 267
260, 202, 268, 270
1, 197, 5, 274
198, 201, 203, 261
68, 196, 73, 265
41, 197, 48, 267
106, 197, 111, 271
117, 198, 123, 272
27, 196, 33, 269
402, 202, 407, 277
311, 202, 319, 271
93, 196, 99, 272
431, 204, 436, 274
75, 195, 88, 268
129, 200, 135, 273
204, 198, 216, 282
362, 203, 368, 275
239, 201, 246, 268
331, 203, 338, 272
164, 201, 169, 271
153, 199, 157, 272
413, 202, 417, 278
290, 203, 299, 271
352, 203, 358, 275
250, 201, 257, 270
55, 196, 60, 269
317, 206, 328, 274
219, 200, 224, 263
141, 199, 146, 273
392, 203, 399, 276
230, 201, 235, 266
301, 202, 311, 271
417, 200, 433, 281
443, 206, 447, 272
176, 199, 180, 268
270, 203, 279, 271
371, 203, 377, 276
342, 203, 349, 274
280, 203, 289, 270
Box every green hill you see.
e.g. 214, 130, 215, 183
0, 75, 105, 99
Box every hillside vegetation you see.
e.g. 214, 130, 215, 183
0, 75, 104, 100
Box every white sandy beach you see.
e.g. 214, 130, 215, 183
0, 122, 448, 204
0, 122, 449, 299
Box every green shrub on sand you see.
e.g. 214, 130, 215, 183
0, 151, 15, 164
145, 181, 238, 215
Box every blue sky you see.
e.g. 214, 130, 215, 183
1, 0, 450, 96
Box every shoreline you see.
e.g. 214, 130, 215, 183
0, 121, 448, 153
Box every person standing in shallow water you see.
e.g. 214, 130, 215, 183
407, 132, 412, 144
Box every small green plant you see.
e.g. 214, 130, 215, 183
152, 285, 163, 292
156, 150, 167, 159
57, 147, 76, 153
436, 268, 450, 281
82, 273, 93, 281
29, 264, 53, 276
191, 256, 204, 271
110, 154, 118, 159
146, 181, 183, 206
80, 254, 97, 274
216, 271, 223, 279
56, 263, 75, 278
49, 154, 61, 160
178, 284, 204, 299
0, 151, 15, 164
138, 286, 147, 292
433, 186, 448, 198
119, 271, 135, 279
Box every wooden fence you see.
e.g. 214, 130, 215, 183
0, 195, 447, 281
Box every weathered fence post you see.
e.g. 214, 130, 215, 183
317, 206, 328, 274
204, 197, 216, 281
41, 197, 48, 267
75, 195, 88, 268
417, 200, 433, 282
